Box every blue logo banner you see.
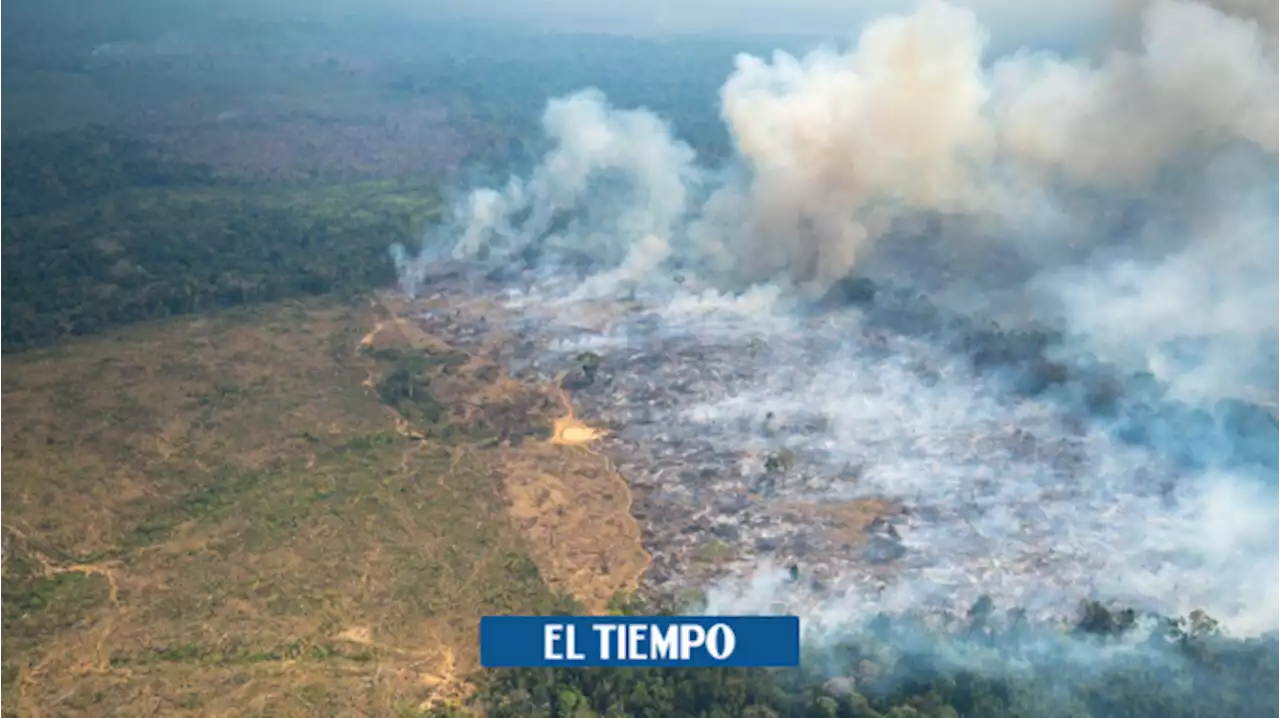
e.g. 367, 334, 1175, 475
479, 615, 800, 668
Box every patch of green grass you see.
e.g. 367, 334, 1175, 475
363, 346, 472, 374
1, 661, 19, 690
695, 539, 732, 562
1, 565, 112, 656
2, 565, 106, 619
126, 467, 264, 549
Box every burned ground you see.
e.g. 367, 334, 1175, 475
389, 280, 909, 612
390, 266, 1279, 627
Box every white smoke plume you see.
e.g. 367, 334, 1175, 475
398, 0, 1276, 296
430, 89, 697, 273
392, 0, 1279, 639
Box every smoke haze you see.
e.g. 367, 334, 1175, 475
394, 0, 1278, 644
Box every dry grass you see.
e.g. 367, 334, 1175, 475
501, 399, 650, 613
1, 296, 649, 716
358, 305, 651, 615
773, 500, 901, 546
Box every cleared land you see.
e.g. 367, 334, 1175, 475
2, 295, 647, 716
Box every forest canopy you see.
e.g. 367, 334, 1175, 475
450, 595, 1279, 718
1, 126, 440, 352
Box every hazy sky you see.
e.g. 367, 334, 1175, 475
419, 0, 1118, 50
4, 0, 1122, 58
170, 0, 1120, 53
10, 0, 1271, 58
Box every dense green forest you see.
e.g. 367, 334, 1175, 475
447, 596, 1278, 718
1, 126, 440, 352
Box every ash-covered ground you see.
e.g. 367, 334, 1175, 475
390, 0, 1280, 642
389, 261, 1278, 635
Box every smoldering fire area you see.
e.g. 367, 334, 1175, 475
390, 0, 1279, 678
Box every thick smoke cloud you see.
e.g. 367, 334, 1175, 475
398, 0, 1277, 395
392, 0, 1278, 639
703, 1, 994, 291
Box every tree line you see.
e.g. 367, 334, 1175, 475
434, 594, 1278, 718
